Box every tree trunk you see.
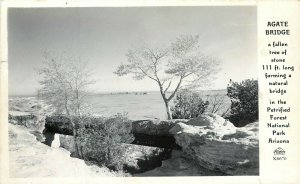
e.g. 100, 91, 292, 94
70, 117, 83, 159
64, 91, 70, 116
159, 87, 172, 120
73, 131, 83, 159
164, 100, 172, 120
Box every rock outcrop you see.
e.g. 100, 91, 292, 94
131, 119, 187, 148
121, 144, 171, 173
169, 113, 259, 175
9, 97, 54, 133
59, 134, 76, 154
9, 111, 38, 128
8, 124, 122, 177
132, 119, 187, 136
9, 111, 46, 142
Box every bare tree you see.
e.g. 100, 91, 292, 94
38, 52, 94, 116
38, 51, 95, 158
204, 94, 231, 117
209, 95, 226, 114
115, 35, 220, 119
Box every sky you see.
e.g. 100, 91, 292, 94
8, 6, 257, 96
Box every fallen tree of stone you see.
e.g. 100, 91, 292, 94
41, 113, 258, 175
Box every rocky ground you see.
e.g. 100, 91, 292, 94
8, 123, 124, 177
169, 114, 259, 175
8, 97, 128, 177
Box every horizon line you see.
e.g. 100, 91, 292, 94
9, 88, 227, 97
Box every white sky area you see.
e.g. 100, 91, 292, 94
8, 7, 257, 96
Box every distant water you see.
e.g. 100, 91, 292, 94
87, 92, 167, 120
10, 90, 230, 120
87, 90, 230, 120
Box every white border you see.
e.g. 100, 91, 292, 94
1, 1, 300, 184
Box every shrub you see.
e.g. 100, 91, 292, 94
74, 114, 134, 171
227, 79, 258, 126
171, 89, 209, 119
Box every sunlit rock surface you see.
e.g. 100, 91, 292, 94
121, 144, 169, 173
169, 113, 259, 175
8, 124, 123, 177
132, 119, 188, 136
9, 97, 54, 133
131, 119, 187, 148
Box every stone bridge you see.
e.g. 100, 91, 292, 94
43, 115, 184, 149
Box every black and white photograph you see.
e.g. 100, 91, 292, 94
7, 6, 259, 177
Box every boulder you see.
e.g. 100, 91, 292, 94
9, 111, 46, 133
59, 134, 76, 154
169, 113, 259, 175
121, 144, 170, 173
131, 119, 187, 148
9, 111, 38, 128
132, 119, 187, 136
